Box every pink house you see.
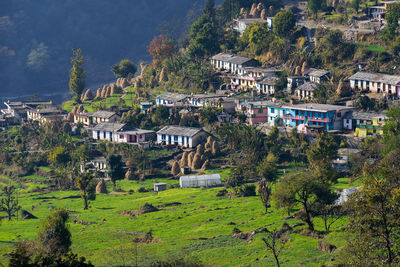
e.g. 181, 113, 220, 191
244, 101, 271, 125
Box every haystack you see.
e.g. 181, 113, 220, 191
21, 210, 37, 220
180, 152, 189, 167
96, 179, 108, 194
171, 161, 180, 176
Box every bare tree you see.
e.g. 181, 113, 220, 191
262, 228, 286, 267
317, 204, 346, 232
1, 186, 21, 221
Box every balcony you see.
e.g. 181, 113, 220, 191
282, 114, 329, 123
282, 114, 305, 120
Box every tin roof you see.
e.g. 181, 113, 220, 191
297, 82, 317, 92
283, 103, 353, 112
348, 71, 400, 85
211, 53, 255, 65
157, 125, 204, 137
156, 92, 188, 102
93, 122, 126, 132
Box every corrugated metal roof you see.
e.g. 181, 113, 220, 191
211, 53, 254, 65
349, 71, 400, 85
157, 126, 203, 137
93, 122, 126, 132
156, 92, 188, 102
283, 103, 353, 112
297, 82, 317, 92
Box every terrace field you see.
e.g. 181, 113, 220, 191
0, 174, 358, 266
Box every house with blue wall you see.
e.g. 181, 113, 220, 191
267, 103, 285, 126
281, 103, 353, 131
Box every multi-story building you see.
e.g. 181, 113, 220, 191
281, 103, 354, 131
295, 82, 317, 100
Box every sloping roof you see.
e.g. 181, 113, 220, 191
348, 71, 400, 85
246, 100, 283, 108
283, 103, 353, 112
297, 82, 317, 92
241, 67, 281, 73
119, 129, 155, 135
29, 108, 62, 115
211, 53, 254, 65
308, 69, 330, 78
352, 111, 386, 121
257, 76, 279, 85
156, 92, 188, 102
157, 126, 204, 137
93, 122, 126, 132
90, 111, 117, 119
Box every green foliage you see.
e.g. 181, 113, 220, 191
111, 59, 137, 78
199, 107, 218, 125
8, 241, 94, 267
26, 43, 50, 71
148, 35, 175, 66
188, 14, 220, 59
273, 10, 296, 38
314, 30, 355, 65
343, 150, 400, 265
350, 0, 360, 12
38, 208, 71, 255
308, 0, 322, 15
69, 48, 86, 104
238, 22, 274, 55
76, 172, 95, 210
107, 154, 125, 191
0, 185, 21, 221
48, 146, 71, 166
225, 167, 245, 188
386, 3, 400, 37
383, 107, 400, 154
274, 171, 338, 231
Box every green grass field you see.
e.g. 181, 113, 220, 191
355, 43, 387, 53
0, 173, 359, 266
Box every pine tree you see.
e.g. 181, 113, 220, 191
69, 49, 86, 104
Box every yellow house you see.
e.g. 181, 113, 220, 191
354, 118, 384, 137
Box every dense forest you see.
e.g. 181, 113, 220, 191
0, 0, 210, 98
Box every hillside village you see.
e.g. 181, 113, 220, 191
1, 0, 400, 266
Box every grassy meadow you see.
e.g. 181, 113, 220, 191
0, 172, 358, 266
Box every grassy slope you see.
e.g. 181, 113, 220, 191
0, 175, 359, 266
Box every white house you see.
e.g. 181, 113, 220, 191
74, 110, 120, 126
156, 126, 208, 148
92, 122, 155, 145
179, 174, 222, 188
256, 76, 278, 95
92, 122, 126, 142
296, 82, 317, 100
211, 53, 258, 74
307, 69, 330, 84
343, 111, 386, 131
155, 92, 188, 107
348, 71, 400, 96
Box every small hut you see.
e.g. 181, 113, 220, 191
154, 183, 167, 192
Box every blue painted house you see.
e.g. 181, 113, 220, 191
281, 103, 353, 131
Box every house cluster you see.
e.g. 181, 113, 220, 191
211, 52, 331, 98
1, 100, 59, 126
348, 71, 400, 97
234, 98, 386, 137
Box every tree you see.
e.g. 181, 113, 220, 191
382, 107, 400, 154
350, 0, 360, 13
148, 35, 175, 66
273, 10, 296, 38
0, 186, 20, 221
26, 43, 50, 71
257, 154, 278, 214
225, 166, 245, 188
187, 14, 220, 59
343, 151, 400, 265
385, 3, 400, 37
38, 208, 71, 255
204, 0, 216, 21
107, 154, 125, 191
111, 59, 137, 79
69, 48, 86, 104
76, 171, 95, 210
262, 228, 286, 267
316, 204, 345, 232
274, 171, 338, 231
306, 133, 338, 183
308, 0, 322, 15
48, 146, 71, 166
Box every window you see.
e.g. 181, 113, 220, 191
103, 132, 106, 139
270, 108, 275, 114
162, 134, 166, 140
120, 134, 124, 139
337, 112, 341, 118
174, 136, 178, 142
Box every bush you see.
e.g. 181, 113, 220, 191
138, 187, 148, 193
241, 184, 256, 197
